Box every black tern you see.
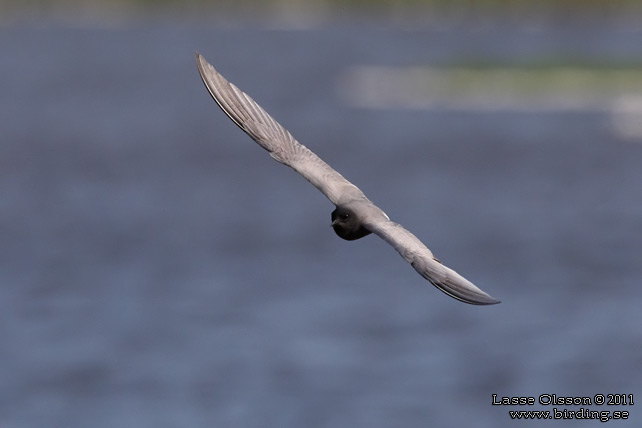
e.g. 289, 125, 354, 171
196, 53, 500, 305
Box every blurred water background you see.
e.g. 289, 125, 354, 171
2, 1, 642, 427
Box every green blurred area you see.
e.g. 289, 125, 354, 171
2, 0, 642, 23
3, 0, 640, 7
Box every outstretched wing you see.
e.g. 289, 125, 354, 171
364, 218, 500, 305
196, 53, 364, 206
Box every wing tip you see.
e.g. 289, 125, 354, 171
425, 268, 501, 305
195, 52, 214, 81
467, 294, 501, 306
195, 51, 204, 70
435, 283, 501, 305
410, 258, 501, 306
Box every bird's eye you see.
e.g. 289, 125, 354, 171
342, 213, 349, 219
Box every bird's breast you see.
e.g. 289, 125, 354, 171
332, 224, 372, 241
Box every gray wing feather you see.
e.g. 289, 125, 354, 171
365, 219, 500, 305
196, 53, 364, 206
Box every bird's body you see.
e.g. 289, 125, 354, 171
196, 53, 500, 305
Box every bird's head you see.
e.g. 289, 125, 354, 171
331, 206, 371, 241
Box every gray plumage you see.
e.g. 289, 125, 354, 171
196, 53, 500, 305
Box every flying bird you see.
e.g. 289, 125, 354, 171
196, 53, 499, 305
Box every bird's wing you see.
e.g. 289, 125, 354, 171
196, 53, 365, 206
364, 218, 500, 305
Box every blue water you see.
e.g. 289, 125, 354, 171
2, 22, 642, 427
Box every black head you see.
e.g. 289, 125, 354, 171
331, 206, 372, 241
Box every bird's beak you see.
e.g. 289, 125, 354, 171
331, 219, 338, 227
